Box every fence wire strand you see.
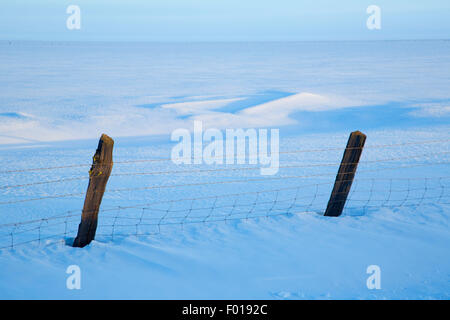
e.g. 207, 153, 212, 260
1, 137, 449, 174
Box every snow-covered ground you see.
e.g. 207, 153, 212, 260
0, 41, 449, 299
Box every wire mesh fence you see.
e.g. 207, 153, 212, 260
0, 137, 449, 249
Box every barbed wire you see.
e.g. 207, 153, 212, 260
0, 176, 89, 190
2, 150, 450, 191
1, 137, 449, 174
110, 151, 450, 177
1, 160, 449, 206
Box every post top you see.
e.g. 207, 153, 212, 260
100, 133, 114, 145
351, 131, 367, 138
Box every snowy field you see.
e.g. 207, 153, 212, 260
0, 40, 449, 299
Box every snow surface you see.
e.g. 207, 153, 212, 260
1, 40, 450, 144
0, 41, 449, 299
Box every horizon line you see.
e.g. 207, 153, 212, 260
1, 38, 449, 44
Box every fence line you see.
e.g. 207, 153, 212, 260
4, 199, 450, 250
2, 149, 449, 190
1, 133, 450, 249
1, 160, 449, 206
110, 151, 450, 177
1, 137, 449, 174
1, 172, 450, 249
2, 175, 449, 229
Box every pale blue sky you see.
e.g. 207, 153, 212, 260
1, 0, 449, 41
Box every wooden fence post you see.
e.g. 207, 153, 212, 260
324, 131, 366, 217
73, 134, 114, 247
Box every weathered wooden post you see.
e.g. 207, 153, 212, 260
73, 134, 114, 247
324, 131, 366, 217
